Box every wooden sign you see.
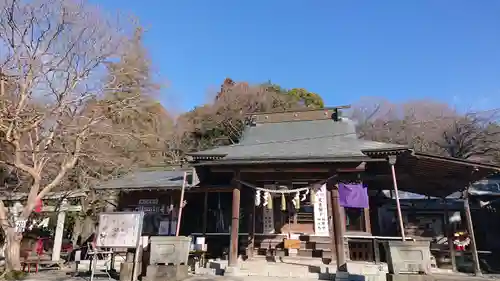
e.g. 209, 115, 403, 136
284, 239, 301, 250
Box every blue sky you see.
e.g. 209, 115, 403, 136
94, 0, 500, 113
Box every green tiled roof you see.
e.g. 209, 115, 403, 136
189, 119, 406, 162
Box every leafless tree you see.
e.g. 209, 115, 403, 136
0, 0, 141, 271
177, 78, 311, 151
350, 98, 500, 161
436, 111, 500, 161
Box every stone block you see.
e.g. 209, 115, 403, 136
149, 236, 191, 265
223, 266, 241, 276
385, 240, 432, 274
144, 264, 189, 281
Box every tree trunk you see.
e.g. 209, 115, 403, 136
4, 228, 22, 272
71, 216, 82, 247
81, 216, 96, 241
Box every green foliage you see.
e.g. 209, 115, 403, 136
178, 79, 326, 152
261, 82, 325, 109
286, 88, 324, 109
261, 80, 288, 94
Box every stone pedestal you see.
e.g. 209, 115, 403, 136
334, 271, 350, 281
288, 248, 298, 257
120, 262, 141, 281
385, 240, 432, 274
144, 265, 189, 281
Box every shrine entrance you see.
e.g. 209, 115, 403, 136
0, 191, 84, 265
186, 107, 500, 278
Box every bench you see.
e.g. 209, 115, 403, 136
20, 240, 64, 273
21, 257, 62, 273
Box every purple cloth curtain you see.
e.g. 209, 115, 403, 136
338, 183, 369, 208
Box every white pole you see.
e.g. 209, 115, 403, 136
176, 172, 188, 236
389, 156, 406, 241
52, 199, 68, 261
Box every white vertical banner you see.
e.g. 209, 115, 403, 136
314, 184, 329, 236
262, 186, 275, 234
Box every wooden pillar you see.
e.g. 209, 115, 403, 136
363, 208, 371, 233
388, 156, 406, 240
247, 189, 256, 259
175, 172, 188, 236
229, 172, 241, 266
52, 199, 68, 262
443, 199, 457, 272
330, 185, 347, 272
463, 190, 482, 276
202, 191, 208, 234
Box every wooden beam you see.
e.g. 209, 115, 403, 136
212, 168, 330, 173
176, 172, 188, 236
247, 189, 255, 259
330, 184, 347, 271
8, 205, 82, 213
363, 208, 372, 234
42, 205, 82, 212
443, 199, 457, 272
202, 191, 208, 235
463, 191, 482, 276
187, 187, 233, 193
0, 190, 87, 201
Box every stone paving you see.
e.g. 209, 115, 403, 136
21, 270, 318, 281
20, 268, 500, 281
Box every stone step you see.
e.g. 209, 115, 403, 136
254, 239, 331, 250
253, 248, 333, 259
201, 257, 389, 280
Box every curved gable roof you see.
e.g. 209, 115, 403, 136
189, 119, 406, 162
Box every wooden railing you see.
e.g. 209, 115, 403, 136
345, 235, 416, 263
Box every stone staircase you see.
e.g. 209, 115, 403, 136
196, 256, 388, 281
253, 235, 334, 258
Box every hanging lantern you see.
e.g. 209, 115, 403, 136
34, 199, 42, 213
267, 193, 273, 210
281, 193, 286, 211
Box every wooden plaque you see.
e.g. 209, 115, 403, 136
284, 239, 301, 249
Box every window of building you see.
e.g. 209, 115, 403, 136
296, 203, 314, 224
345, 207, 365, 232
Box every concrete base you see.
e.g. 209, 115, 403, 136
386, 274, 435, 281
335, 271, 350, 281
120, 262, 141, 281
223, 266, 241, 276
144, 264, 189, 281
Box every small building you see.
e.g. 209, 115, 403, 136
186, 108, 500, 268
96, 107, 500, 275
